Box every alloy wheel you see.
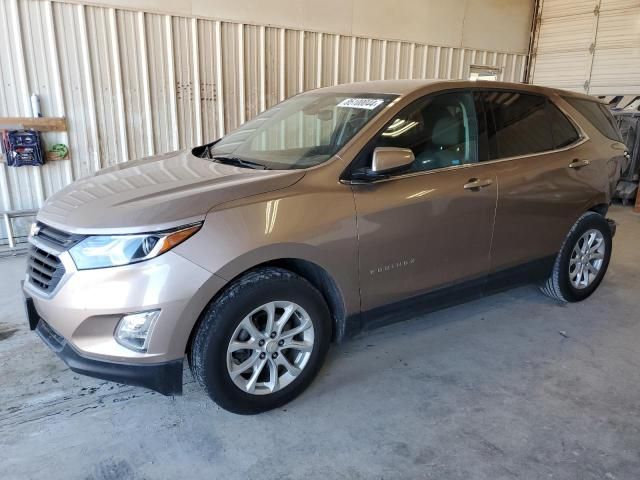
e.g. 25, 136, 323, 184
226, 301, 315, 395
569, 229, 606, 289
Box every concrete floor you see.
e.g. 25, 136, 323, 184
1, 205, 639, 480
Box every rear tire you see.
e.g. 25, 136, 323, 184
191, 267, 331, 414
540, 211, 612, 303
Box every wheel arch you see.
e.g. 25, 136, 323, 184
258, 258, 347, 342
588, 202, 609, 216
186, 257, 349, 359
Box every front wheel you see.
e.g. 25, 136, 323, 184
190, 267, 331, 414
540, 211, 612, 303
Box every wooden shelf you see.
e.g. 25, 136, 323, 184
0, 117, 67, 132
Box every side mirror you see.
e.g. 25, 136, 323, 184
371, 147, 414, 174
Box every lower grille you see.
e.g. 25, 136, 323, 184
36, 319, 66, 353
27, 246, 65, 293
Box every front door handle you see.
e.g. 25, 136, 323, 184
569, 159, 590, 169
463, 178, 493, 191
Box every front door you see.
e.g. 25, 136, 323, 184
351, 92, 498, 311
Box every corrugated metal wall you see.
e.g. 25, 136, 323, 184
530, 0, 640, 95
0, 0, 528, 238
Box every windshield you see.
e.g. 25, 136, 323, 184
202, 92, 396, 170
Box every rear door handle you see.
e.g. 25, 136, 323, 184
463, 178, 493, 191
569, 159, 590, 169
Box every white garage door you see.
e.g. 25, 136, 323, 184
531, 0, 640, 95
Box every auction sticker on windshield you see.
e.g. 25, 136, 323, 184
337, 98, 385, 110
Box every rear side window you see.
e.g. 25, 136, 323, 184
562, 96, 622, 141
547, 102, 580, 149
482, 91, 553, 159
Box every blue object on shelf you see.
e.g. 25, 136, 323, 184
2, 130, 45, 167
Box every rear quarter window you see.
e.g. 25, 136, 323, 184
547, 102, 581, 149
562, 96, 622, 141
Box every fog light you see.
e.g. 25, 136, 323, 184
115, 310, 160, 352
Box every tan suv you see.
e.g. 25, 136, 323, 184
23, 80, 626, 414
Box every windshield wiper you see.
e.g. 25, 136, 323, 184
211, 155, 268, 170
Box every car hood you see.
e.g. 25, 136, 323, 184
37, 150, 305, 233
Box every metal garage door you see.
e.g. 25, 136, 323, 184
531, 0, 640, 95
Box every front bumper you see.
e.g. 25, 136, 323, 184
22, 238, 228, 394
25, 291, 183, 395
22, 248, 224, 363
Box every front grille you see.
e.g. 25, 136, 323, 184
27, 246, 65, 292
35, 222, 84, 250
26, 223, 84, 294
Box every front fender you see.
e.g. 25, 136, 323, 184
172, 184, 360, 316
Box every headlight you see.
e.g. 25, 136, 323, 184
69, 223, 201, 270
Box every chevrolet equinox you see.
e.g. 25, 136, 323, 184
23, 80, 626, 414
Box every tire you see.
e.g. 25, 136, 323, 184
540, 211, 612, 303
190, 267, 331, 414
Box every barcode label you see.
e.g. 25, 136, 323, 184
337, 98, 385, 110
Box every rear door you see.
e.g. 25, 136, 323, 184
479, 90, 605, 273
351, 91, 498, 311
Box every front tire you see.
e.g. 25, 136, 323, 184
191, 267, 331, 414
540, 211, 612, 303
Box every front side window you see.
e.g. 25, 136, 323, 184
373, 92, 478, 173
206, 93, 396, 170
482, 91, 553, 159
562, 96, 622, 142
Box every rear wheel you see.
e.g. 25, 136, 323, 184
540, 212, 612, 303
190, 267, 331, 414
